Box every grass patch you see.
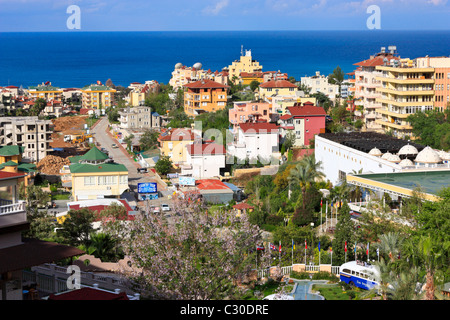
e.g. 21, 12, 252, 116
52, 193, 71, 200
312, 283, 365, 300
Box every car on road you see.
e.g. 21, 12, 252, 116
111, 143, 119, 148
153, 206, 160, 213
161, 204, 170, 211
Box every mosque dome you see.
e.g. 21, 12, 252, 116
381, 152, 393, 160
175, 62, 183, 69
385, 153, 401, 163
437, 150, 450, 161
414, 146, 442, 164
193, 62, 203, 70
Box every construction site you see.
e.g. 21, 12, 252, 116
37, 115, 96, 178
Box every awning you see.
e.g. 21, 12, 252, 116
0, 238, 84, 274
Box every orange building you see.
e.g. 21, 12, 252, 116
183, 79, 229, 117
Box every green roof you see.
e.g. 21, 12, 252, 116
69, 162, 128, 174
0, 145, 25, 157
78, 147, 109, 162
82, 85, 114, 91
0, 161, 18, 169
69, 155, 83, 163
17, 163, 37, 173
354, 171, 450, 197
28, 85, 61, 91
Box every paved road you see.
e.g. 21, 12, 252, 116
91, 116, 172, 210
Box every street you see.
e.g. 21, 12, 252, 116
90, 116, 172, 211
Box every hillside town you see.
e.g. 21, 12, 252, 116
1, 46, 449, 301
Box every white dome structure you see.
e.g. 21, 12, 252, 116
193, 62, 203, 70
414, 146, 442, 164
381, 152, 393, 160
368, 147, 382, 157
385, 153, 401, 163
398, 158, 414, 167
398, 144, 419, 156
437, 150, 450, 161
175, 62, 183, 69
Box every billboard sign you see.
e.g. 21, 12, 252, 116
138, 182, 157, 194
179, 176, 196, 186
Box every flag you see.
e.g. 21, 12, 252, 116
376, 247, 379, 257
279, 242, 282, 253
320, 198, 323, 207
292, 239, 295, 250
330, 246, 332, 253
318, 241, 321, 252
344, 241, 347, 252
366, 243, 369, 256
256, 245, 264, 251
355, 242, 357, 253
305, 239, 307, 250
270, 243, 276, 251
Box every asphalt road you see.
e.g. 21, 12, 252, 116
90, 116, 172, 210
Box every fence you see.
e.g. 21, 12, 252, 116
23, 263, 140, 299
257, 264, 340, 279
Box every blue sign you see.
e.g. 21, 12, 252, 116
138, 182, 157, 194
179, 176, 196, 186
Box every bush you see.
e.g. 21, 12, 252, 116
289, 271, 311, 280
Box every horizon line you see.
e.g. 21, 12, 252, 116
1, 29, 450, 33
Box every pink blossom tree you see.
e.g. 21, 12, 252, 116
122, 194, 270, 300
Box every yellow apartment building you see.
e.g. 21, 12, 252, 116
257, 79, 299, 100
158, 128, 200, 166
375, 61, 435, 138
183, 79, 229, 117
27, 83, 63, 101
227, 49, 263, 84
81, 83, 116, 109
69, 147, 128, 201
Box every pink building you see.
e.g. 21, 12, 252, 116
279, 102, 326, 147
229, 101, 273, 132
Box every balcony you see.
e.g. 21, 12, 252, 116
0, 200, 27, 226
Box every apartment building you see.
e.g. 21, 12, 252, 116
375, 59, 435, 138
229, 101, 273, 132
183, 79, 229, 117
226, 49, 263, 85
169, 63, 228, 90
300, 71, 339, 99
180, 142, 226, 179
257, 79, 299, 100
81, 83, 116, 109
27, 82, 63, 101
127, 81, 160, 107
278, 102, 326, 148
416, 56, 450, 111
158, 128, 200, 166
353, 47, 401, 130
0, 117, 53, 163
118, 106, 152, 130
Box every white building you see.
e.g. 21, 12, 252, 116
314, 132, 443, 186
227, 122, 279, 165
181, 142, 226, 179
301, 71, 339, 99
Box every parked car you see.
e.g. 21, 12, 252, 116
161, 204, 170, 211
111, 143, 118, 148
153, 207, 160, 213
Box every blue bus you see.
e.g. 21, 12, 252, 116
339, 261, 380, 290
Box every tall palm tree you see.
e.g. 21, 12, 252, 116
377, 232, 404, 263
288, 157, 324, 211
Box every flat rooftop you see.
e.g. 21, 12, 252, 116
318, 132, 424, 154
348, 170, 450, 201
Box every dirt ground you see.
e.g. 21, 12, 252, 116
50, 115, 90, 157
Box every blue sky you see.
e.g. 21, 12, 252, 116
0, 0, 449, 32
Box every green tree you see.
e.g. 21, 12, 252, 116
139, 128, 160, 151
407, 109, 450, 150
29, 98, 47, 116
333, 201, 356, 265
124, 134, 134, 152
249, 80, 260, 92
328, 66, 345, 104
58, 208, 95, 246
155, 155, 172, 175
24, 206, 57, 240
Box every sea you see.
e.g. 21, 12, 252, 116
1, 30, 449, 89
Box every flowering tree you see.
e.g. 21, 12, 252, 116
122, 194, 268, 300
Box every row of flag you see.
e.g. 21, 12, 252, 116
257, 240, 376, 256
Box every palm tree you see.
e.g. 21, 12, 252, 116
288, 157, 325, 211
377, 232, 404, 263
328, 66, 345, 105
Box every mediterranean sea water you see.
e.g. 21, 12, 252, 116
1, 30, 449, 88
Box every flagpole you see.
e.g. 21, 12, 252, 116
292, 239, 294, 266
304, 239, 307, 266
325, 201, 328, 233
320, 198, 323, 235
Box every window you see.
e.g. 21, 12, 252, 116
84, 176, 96, 186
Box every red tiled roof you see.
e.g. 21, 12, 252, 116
240, 71, 263, 78
287, 104, 326, 117
354, 54, 400, 67
280, 114, 292, 120
0, 171, 26, 180
260, 80, 297, 88
184, 79, 229, 89
239, 122, 279, 133
196, 179, 230, 190
158, 128, 197, 142
186, 143, 226, 156
233, 203, 254, 210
